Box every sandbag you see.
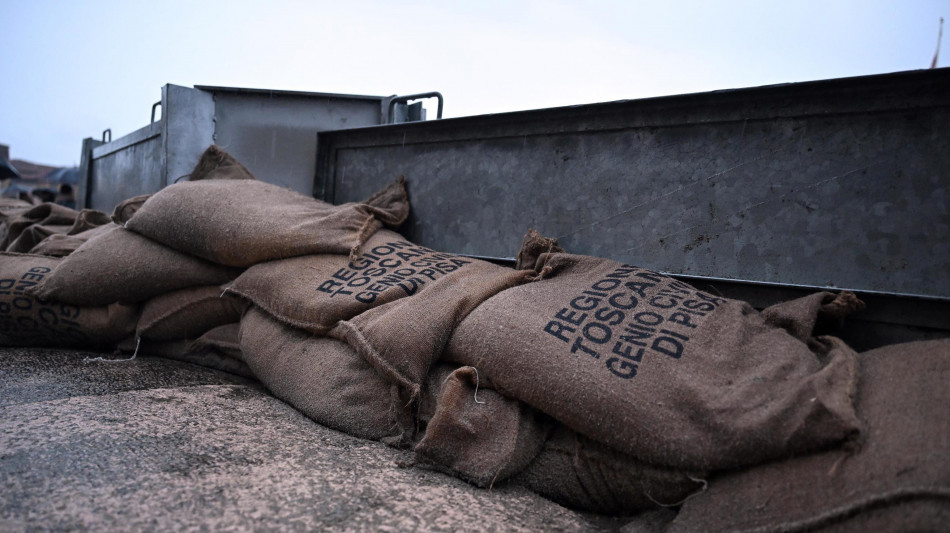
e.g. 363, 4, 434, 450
123, 146, 409, 267
28, 222, 119, 257
7, 223, 72, 253
331, 260, 534, 397
0, 252, 137, 348
445, 251, 861, 471
111, 194, 150, 225
1, 202, 79, 250
189, 323, 243, 361
28, 226, 241, 306
511, 426, 707, 516
116, 335, 254, 378
239, 307, 410, 443
67, 209, 113, 235
136, 285, 245, 341
668, 339, 950, 532
414, 366, 552, 488
227, 230, 482, 335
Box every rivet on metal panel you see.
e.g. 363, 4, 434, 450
101, 129, 112, 143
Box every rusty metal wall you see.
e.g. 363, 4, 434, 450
316, 69, 950, 300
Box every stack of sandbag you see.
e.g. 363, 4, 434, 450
4, 145, 410, 376
8, 144, 942, 525
374, 229, 867, 515
1, 201, 117, 256
229, 228, 537, 444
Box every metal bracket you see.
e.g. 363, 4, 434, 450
151, 101, 162, 123
102, 129, 112, 143
387, 92, 443, 123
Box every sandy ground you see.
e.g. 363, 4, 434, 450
1, 347, 657, 532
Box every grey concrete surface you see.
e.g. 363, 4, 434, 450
0, 348, 631, 531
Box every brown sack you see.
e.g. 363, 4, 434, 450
189, 323, 243, 361
28, 226, 241, 306
414, 366, 552, 488
136, 285, 245, 341
331, 261, 534, 396
1, 202, 79, 250
11, 205, 112, 254
511, 425, 707, 516
0, 252, 137, 348
7, 224, 72, 253
28, 222, 119, 257
668, 339, 950, 533
67, 209, 113, 234
445, 252, 861, 471
239, 307, 410, 443
123, 146, 409, 267
0, 202, 79, 250
116, 334, 254, 378
227, 230, 479, 335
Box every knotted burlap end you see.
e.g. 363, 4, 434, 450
515, 228, 565, 271
820, 291, 866, 322
187, 144, 257, 182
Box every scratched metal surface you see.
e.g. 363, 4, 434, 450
317, 69, 950, 298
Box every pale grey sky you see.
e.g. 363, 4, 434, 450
1, 0, 946, 166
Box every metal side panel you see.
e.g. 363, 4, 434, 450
162, 84, 214, 186
76, 137, 104, 210
316, 69, 950, 300
208, 90, 383, 195
87, 121, 163, 212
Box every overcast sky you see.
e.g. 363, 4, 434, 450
2, 0, 946, 167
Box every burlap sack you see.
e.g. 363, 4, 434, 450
186, 144, 256, 181
445, 252, 861, 471
123, 146, 410, 267
0, 252, 137, 348
116, 334, 254, 378
331, 261, 535, 397
28, 222, 119, 257
28, 226, 241, 306
239, 307, 410, 443
136, 285, 245, 341
11, 205, 112, 254
1, 202, 79, 250
227, 230, 481, 335
67, 209, 113, 234
7, 208, 110, 255
414, 366, 552, 488
511, 425, 707, 515
668, 339, 950, 532
111, 194, 150, 225
7, 224, 72, 253
189, 323, 243, 362
0, 202, 32, 250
